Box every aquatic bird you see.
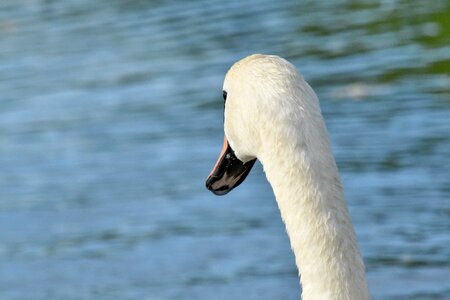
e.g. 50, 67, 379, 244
206, 54, 370, 299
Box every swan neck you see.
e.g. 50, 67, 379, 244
260, 141, 370, 299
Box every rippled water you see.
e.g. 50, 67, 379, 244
0, 0, 449, 299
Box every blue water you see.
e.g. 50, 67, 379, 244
0, 1, 449, 299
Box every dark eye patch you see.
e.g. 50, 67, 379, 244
222, 91, 227, 123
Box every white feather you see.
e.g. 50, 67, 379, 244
223, 54, 370, 300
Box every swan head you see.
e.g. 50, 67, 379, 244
206, 54, 312, 195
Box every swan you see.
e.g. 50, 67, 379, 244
206, 54, 370, 299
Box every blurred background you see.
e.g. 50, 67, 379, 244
0, 0, 449, 299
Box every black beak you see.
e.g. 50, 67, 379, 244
206, 137, 256, 195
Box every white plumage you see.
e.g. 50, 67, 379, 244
222, 54, 370, 300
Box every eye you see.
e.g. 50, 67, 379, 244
223, 91, 227, 101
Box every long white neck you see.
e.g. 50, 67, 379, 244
259, 114, 370, 299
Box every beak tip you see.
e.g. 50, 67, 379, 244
205, 177, 212, 189
205, 176, 231, 196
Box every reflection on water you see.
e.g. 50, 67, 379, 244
0, 0, 449, 299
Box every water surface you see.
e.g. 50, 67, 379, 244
0, 0, 449, 299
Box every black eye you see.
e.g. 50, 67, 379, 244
223, 91, 227, 101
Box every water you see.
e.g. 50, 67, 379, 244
0, 0, 449, 299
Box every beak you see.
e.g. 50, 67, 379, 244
206, 137, 256, 195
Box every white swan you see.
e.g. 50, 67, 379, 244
206, 54, 370, 299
